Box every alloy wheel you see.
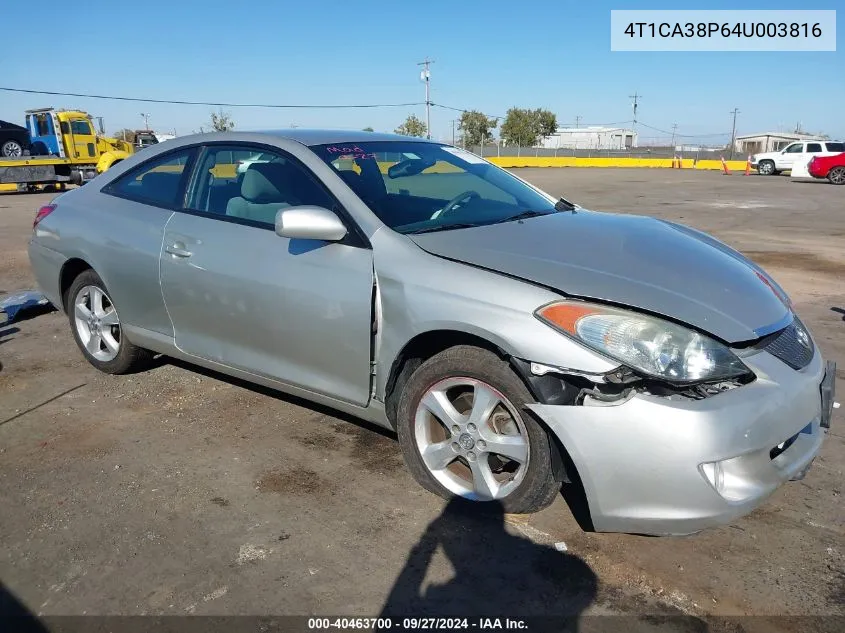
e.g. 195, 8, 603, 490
73, 285, 122, 361
414, 377, 530, 501
829, 167, 845, 185
2, 140, 22, 158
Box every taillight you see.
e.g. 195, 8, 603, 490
33, 204, 57, 228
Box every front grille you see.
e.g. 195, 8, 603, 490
764, 317, 814, 370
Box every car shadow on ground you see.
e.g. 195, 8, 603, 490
377, 497, 598, 631
0, 582, 49, 633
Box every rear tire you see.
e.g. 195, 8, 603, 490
757, 160, 776, 176
1, 139, 23, 157
396, 345, 560, 514
828, 166, 845, 185
66, 269, 152, 374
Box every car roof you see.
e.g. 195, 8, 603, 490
253, 129, 440, 146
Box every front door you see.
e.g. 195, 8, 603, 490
159, 144, 374, 406
66, 118, 97, 159
776, 142, 805, 170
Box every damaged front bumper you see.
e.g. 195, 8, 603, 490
526, 349, 832, 535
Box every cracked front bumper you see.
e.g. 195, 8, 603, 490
528, 349, 830, 535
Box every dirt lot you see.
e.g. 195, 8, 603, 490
1, 169, 843, 628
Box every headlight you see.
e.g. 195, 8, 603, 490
535, 301, 750, 383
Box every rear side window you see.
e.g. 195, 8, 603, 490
806, 143, 822, 153
104, 148, 195, 209
825, 142, 845, 152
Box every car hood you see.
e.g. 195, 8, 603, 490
409, 210, 791, 343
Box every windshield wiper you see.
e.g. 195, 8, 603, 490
406, 222, 483, 234
490, 210, 552, 225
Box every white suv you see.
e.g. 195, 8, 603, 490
751, 140, 845, 175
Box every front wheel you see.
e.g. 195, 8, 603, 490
396, 345, 561, 514
757, 160, 776, 176
67, 269, 152, 374
828, 166, 845, 185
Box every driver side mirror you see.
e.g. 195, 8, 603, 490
275, 206, 348, 241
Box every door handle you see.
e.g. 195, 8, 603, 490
165, 244, 192, 258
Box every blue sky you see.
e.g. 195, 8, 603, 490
0, 0, 840, 143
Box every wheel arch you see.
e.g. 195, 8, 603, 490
381, 328, 576, 487
59, 258, 93, 311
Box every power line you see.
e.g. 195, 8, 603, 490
0, 86, 424, 109
637, 121, 730, 138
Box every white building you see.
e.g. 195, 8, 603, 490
540, 126, 638, 150
733, 132, 824, 155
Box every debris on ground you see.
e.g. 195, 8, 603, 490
0, 290, 53, 324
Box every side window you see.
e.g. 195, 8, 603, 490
806, 143, 822, 153
825, 142, 845, 152
186, 145, 335, 227
70, 120, 92, 135
105, 148, 195, 209
784, 143, 804, 154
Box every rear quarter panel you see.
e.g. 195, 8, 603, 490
31, 185, 175, 337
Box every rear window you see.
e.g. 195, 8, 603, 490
825, 142, 845, 152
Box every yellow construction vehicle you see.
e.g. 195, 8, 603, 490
0, 108, 134, 192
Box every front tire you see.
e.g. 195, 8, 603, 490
66, 270, 152, 374
396, 345, 560, 514
828, 166, 845, 185
757, 160, 776, 176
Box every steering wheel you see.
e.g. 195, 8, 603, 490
430, 190, 480, 220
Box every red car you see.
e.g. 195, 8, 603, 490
808, 152, 845, 185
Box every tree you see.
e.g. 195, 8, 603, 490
458, 110, 498, 147
362, 126, 374, 132
394, 114, 427, 138
113, 129, 136, 143
533, 108, 557, 139
500, 108, 536, 147
209, 109, 235, 132
500, 107, 558, 147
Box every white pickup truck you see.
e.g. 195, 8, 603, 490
751, 140, 845, 175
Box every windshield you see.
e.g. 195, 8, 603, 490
310, 141, 557, 233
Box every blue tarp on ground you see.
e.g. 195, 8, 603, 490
0, 290, 52, 324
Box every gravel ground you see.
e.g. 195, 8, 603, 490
0, 169, 843, 630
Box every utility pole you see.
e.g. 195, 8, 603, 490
451, 119, 456, 145
417, 58, 434, 140
140, 112, 150, 131
729, 108, 740, 160
628, 92, 641, 128
670, 123, 678, 149
574, 115, 581, 128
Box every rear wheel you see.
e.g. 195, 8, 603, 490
1, 139, 23, 157
828, 166, 845, 185
396, 345, 560, 514
757, 160, 776, 176
67, 270, 152, 374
